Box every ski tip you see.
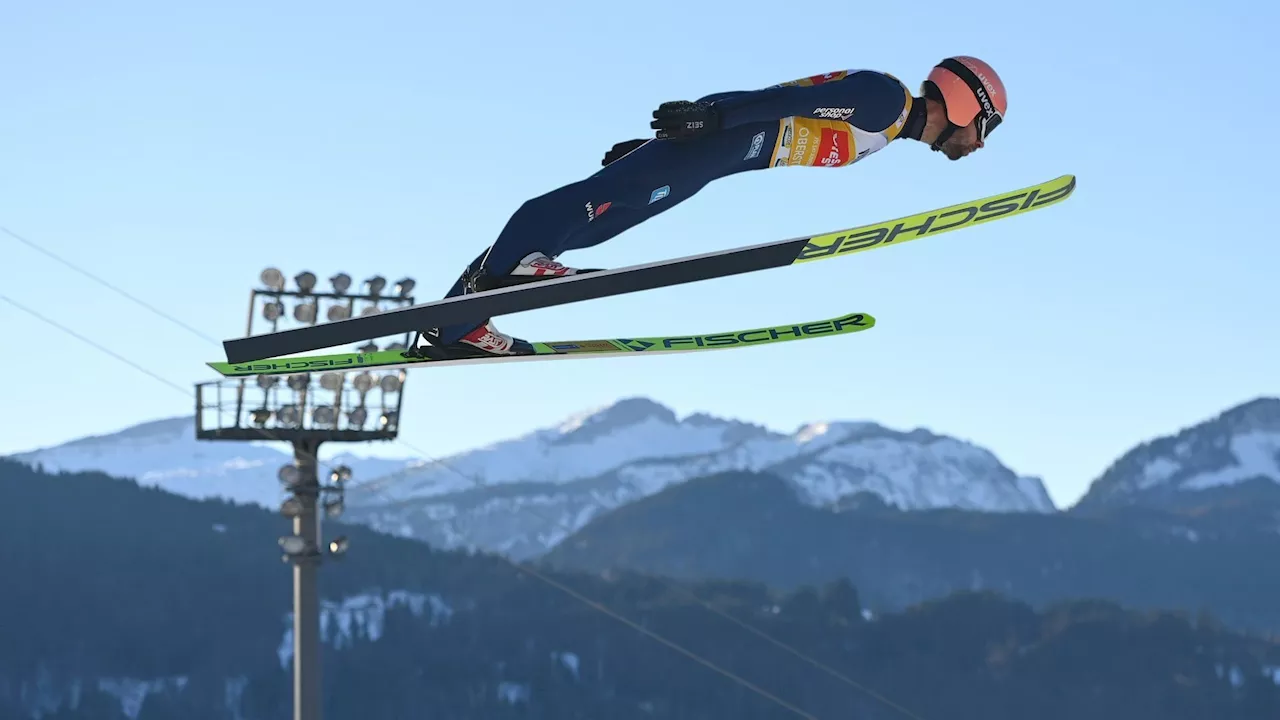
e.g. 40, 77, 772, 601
837, 312, 875, 327
1012, 173, 1076, 199
1051, 173, 1077, 192
207, 360, 262, 378
1024, 173, 1076, 207
206, 361, 235, 378
819, 311, 876, 332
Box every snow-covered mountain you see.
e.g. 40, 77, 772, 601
343, 397, 1054, 558
4, 416, 419, 509
12, 395, 1276, 561
1074, 397, 1280, 512
3, 400, 1053, 558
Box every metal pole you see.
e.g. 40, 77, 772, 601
292, 438, 323, 720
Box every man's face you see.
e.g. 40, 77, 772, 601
934, 122, 984, 161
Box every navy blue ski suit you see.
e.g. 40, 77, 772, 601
435, 69, 918, 344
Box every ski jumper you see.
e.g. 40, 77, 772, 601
434, 69, 916, 344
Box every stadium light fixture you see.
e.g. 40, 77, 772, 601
294, 302, 318, 324
328, 536, 349, 556
279, 535, 309, 555
294, 271, 317, 294
260, 268, 285, 291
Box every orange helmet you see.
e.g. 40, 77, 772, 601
922, 56, 1007, 149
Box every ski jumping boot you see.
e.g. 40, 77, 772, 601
405, 252, 600, 360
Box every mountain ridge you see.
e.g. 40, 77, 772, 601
8, 395, 1277, 560
1074, 396, 1280, 512
340, 396, 1054, 557
5, 415, 419, 509
542, 468, 1280, 634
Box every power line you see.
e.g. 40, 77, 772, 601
500, 557, 820, 720
0, 294, 195, 397
1, 225, 219, 344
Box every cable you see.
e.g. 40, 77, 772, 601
2, 226, 219, 345
496, 557, 819, 720
0, 294, 196, 397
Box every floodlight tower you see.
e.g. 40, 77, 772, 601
194, 268, 416, 720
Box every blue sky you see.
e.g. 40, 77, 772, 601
1, 0, 1274, 508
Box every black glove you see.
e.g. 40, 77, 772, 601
602, 138, 649, 166
650, 100, 721, 140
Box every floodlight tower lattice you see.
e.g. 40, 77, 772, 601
194, 268, 417, 720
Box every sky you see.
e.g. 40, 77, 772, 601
1, 0, 1275, 509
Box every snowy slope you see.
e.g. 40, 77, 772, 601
352, 398, 1052, 512
4, 416, 418, 509
345, 398, 1054, 558
353, 398, 778, 500
771, 422, 1053, 511
1074, 397, 1280, 511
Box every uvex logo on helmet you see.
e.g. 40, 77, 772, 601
973, 69, 999, 97
973, 85, 996, 122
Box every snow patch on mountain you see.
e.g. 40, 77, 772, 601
1132, 431, 1280, 494
1139, 456, 1182, 489
278, 589, 451, 668
552, 651, 581, 680
99, 677, 189, 719
1182, 431, 1280, 490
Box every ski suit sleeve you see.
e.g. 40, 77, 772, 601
700, 70, 910, 134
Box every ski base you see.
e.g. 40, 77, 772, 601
209, 311, 876, 377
